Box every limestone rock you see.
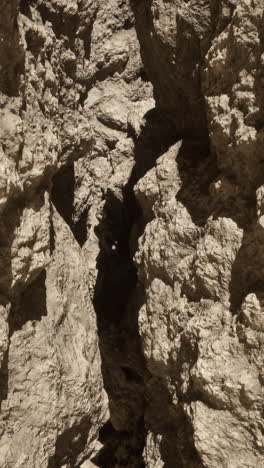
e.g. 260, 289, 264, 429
131, 1, 264, 466
0, 208, 108, 467
1, 0, 264, 466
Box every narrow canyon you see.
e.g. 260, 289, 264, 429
0, 0, 264, 467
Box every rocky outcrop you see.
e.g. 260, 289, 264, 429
0, 0, 142, 465
0, 207, 108, 467
131, 0, 264, 466
1, 0, 264, 467
0, 0, 152, 465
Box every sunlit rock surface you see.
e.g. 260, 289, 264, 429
0, 0, 264, 467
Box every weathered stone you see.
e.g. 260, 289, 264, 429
1, 0, 264, 466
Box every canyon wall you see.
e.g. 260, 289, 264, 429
0, 0, 264, 467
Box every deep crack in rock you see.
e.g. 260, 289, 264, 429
1, 0, 264, 467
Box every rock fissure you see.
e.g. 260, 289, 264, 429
0, 0, 264, 467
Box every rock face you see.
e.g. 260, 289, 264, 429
0, 0, 264, 467
131, 1, 264, 466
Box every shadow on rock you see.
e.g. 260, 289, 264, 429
229, 220, 264, 313
92, 109, 178, 466
176, 138, 218, 227
0, 194, 49, 405
48, 416, 93, 468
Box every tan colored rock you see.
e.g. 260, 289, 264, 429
0, 208, 108, 467
1, 0, 264, 466
131, 1, 264, 466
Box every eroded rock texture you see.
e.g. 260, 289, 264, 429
0, 0, 264, 467
131, 1, 264, 467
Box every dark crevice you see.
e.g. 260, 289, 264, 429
52, 164, 75, 227
229, 220, 264, 313
50, 215, 56, 254
20, 0, 32, 18
123, 17, 134, 30
51, 164, 87, 247
176, 138, 218, 227
82, 12, 97, 60
0, 53, 25, 97
25, 28, 46, 59
0, 14, 25, 97
209, 0, 236, 38
37, 4, 78, 40
139, 68, 149, 82
121, 366, 143, 383
8, 270, 47, 336
0, 349, 9, 403
92, 109, 180, 466
74, 208, 89, 247
174, 409, 204, 468
92, 420, 145, 468
94, 109, 179, 326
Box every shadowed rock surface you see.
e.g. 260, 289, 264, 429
0, 0, 264, 467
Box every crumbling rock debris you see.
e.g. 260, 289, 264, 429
0, 0, 264, 467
